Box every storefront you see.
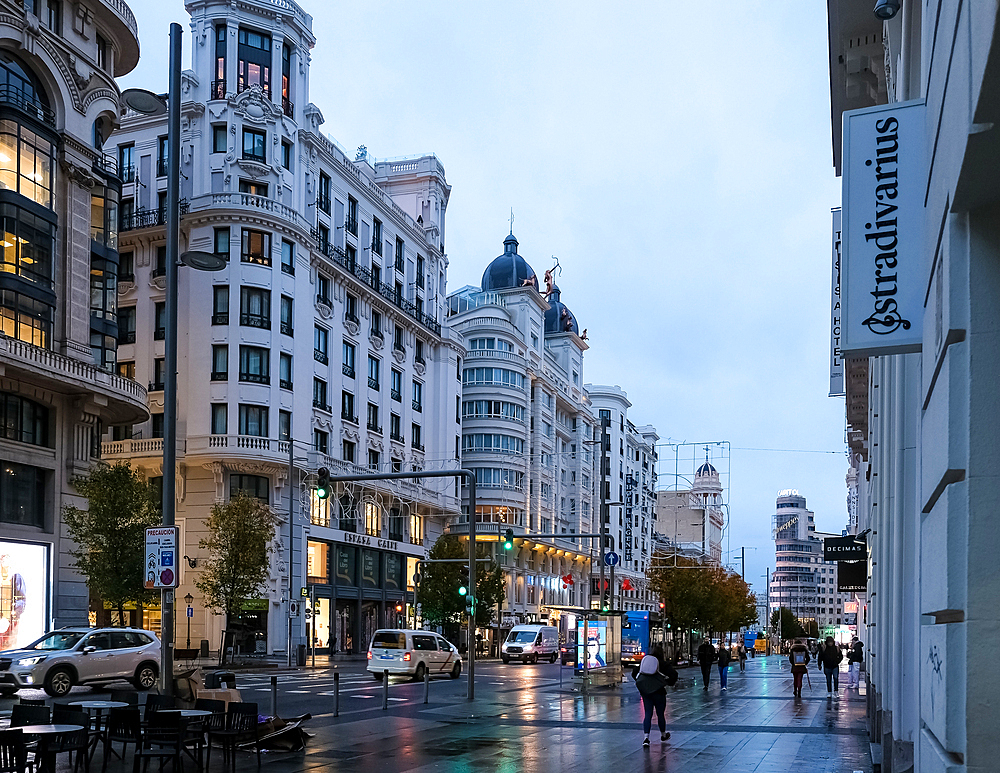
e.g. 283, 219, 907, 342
306, 529, 424, 655
0, 540, 49, 650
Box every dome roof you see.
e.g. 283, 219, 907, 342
482, 233, 537, 292
543, 285, 580, 335
696, 462, 718, 477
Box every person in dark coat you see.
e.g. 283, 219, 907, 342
717, 641, 731, 690
696, 639, 716, 690
737, 642, 748, 671
788, 639, 810, 697
818, 635, 844, 694
847, 637, 864, 688
631, 644, 677, 747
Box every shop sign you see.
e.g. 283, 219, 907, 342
837, 560, 868, 593
0, 540, 49, 650
824, 535, 867, 561
841, 99, 926, 357
316, 526, 427, 558
241, 598, 268, 611
830, 208, 845, 396
144, 527, 179, 588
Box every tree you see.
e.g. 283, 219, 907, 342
473, 557, 505, 628
418, 535, 466, 628
195, 492, 277, 628
770, 606, 805, 640
63, 462, 160, 624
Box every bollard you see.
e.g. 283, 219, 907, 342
334, 669, 340, 717
270, 674, 277, 717
382, 669, 389, 710
423, 663, 430, 704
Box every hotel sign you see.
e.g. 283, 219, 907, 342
830, 208, 845, 396
841, 99, 926, 357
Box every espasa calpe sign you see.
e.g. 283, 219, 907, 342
841, 99, 926, 356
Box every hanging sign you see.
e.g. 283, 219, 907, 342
830, 208, 845, 396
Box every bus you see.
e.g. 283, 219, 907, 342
743, 631, 767, 654
622, 611, 650, 666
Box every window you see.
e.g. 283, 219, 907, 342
239, 179, 268, 197
462, 400, 524, 423
316, 274, 330, 305
370, 310, 381, 339
414, 339, 424, 364
151, 413, 164, 438
391, 369, 402, 401
212, 125, 227, 153
416, 255, 424, 288
237, 28, 271, 96
345, 244, 356, 269
341, 391, 355, 422
117, 306, 136, 344
342, 439, 355, 464
393, 324, 404, 352
278, 410, 291, 441
279, 352, 292, 389
230, 473, 269, 503
390, 413, 402, 441
238, 404, 268, 436
312, 378, 329, 411
117, 144, 134, 182
117, 361, 135, 379
214, 227, 230, 260
462, 367, 526, 389
241, 228, 270, 265
411, 423, 422, 451
366, 402, 379, 432
313, 429, 328, 454
213, 24, 226, 97
280, 239, 294, 275
412, 380, 423, 412
211, 344, 228, 380
410, 512, 422, 545
0, 120, 56, 209
211, 404, 227, 435
318, 172, 331, 213
0, 461, 45, 527
0, 392, 49, 446
238, 345, 269, 384
367, 449, 380, 471
346, 196, 358, 235
391, 457, 402, 473
281, 43, 292, 116
462, 434, 524, 454
242, 128, 266, 162
280, 295, 293, 336
240, 286, 270, 328
345, 293, 357, 322
395, 237, 404, 272
0, 203, 55, 287
151, 358, 165, 391
156, 135, 168, 177
314, 325, 328, 363
45, 0, 62, 35
96, 33, 108, 73
342, 340, 355, 378
367, 355, 380, 389
281, 140, 292, 170
372, 218, 382, 255
153, 245, 166, 278
153, 302, 165, 340
117, 250, 134, 282
212, 286, 229, 324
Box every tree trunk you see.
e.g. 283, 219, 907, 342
117, 602, 125, 627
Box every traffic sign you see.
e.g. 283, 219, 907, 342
144, 527, 179, 589
186, 606, 193, 618
603, 552, 620, 567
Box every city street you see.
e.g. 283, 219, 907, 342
1, 655, 873, 772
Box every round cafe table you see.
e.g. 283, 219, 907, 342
16, 725, 86, 773
159, 709, 211, 718
69, 700, 130, 758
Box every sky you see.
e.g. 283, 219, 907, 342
119, 0, 847, 603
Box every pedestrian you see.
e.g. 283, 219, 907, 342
818, 635, 844, 694
717, 640, 731, 690
788, 639, 810, 697
738, 642, 748, 672
631, 644, 677, 747
696, 638, 716, 690
847, 637, 864, 687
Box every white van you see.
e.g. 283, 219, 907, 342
501, 625, 559, 664
367, 629, 462, 681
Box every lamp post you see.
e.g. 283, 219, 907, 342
121, 23, 227, 694
184, 593, 193, 649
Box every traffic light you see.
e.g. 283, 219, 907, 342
458, 565, 469, 596
502, 529, 514, 550
395, 602, 403, 614
601, 593, 610, 612
316, 467, 331, 499
659, 601, 665, 611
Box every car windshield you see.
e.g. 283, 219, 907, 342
371, 632, 405, 649
27, 632, 87, 651
508, 631, 536, 644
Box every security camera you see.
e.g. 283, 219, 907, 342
873, 0, 901, 20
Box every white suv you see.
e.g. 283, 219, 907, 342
367, 629, 462, 681
0, 627, 161, 697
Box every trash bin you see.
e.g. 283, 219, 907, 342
204, 671, 236, 689
296, 644, 307, 666
200, 639, 210, 658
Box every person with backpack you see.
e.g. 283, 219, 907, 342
788, 639, 810, 697
696, 638, 716, 690
846, 637, 864, 688
817, 635, 844, 694
632, 644, 677, 747
717, 640, 731, 690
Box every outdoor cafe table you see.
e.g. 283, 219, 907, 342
70, 699, 130, 758
17, 724, 86, 773
158, 709, 212, 718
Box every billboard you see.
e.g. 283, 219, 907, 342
576, 620, 607, 670
0, 541, 49, 650
841, 99, 926, 357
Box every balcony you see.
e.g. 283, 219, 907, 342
412, 400, 422, 413
0, 83, 55, 127
393, 342, 405, 355
280, 322, 293, 336
345, 215, 358, 236
120, 201, 188, 232
341, 411, 358, 424
282, 96, 293, 118
281, 261, 294, 276
237, 79, 270, 99
148, 381, 163, 392
241, 251, 270, 267
370, 328, 383, 342
317, 194, 331, 213
210, 80, 226, 100
279, 378, 293, 390
345, 312, 359, 325
152, 266, 166, 279
368, 377, 379, 390
390, 431, 404, 443
415, 354, 426, 366
342, 364, 355, 378
117, 272, 135, 283
189, 192, 310, 232
391, 389, 401, 402
411, 441, 424, 452
101, 437, 164, 457
240, 314, 270, 330
212, 313, 229, 326
313, 399, 331, 412
367, 422, 382, 434
317, 294, 332, 307
314, 349, 328, 364
239, 373, 270, 385
241, 150, 266, 164
210, 371, 227, 382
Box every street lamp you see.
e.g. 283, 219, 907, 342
121, 24, 226, 695
184, 593, 193, 649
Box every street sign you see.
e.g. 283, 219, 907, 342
289, 601, 300, 617
186, 606, 193, 618
144, 527, 179, 589
603, 552, 620, 567
300, 587, 309, 598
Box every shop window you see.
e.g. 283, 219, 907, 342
0, 119, 55, 208
0, 392, 49, 446
0, 460, 45, 527
307, 540, 329, 584
230, 473, 269, 503
0, 202, 55, 287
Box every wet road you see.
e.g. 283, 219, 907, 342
1, 655, 874, 772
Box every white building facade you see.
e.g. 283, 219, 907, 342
654, 460, 725, 565
0, 0, 147, 647
101, 0, 461, 657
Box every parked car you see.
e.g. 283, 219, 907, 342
0, 627, 161, 697
367, 629, 462, 681
501, 625, 559, 664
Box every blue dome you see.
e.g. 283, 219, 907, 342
696, 462, 717, 477
482, 233, 537, 291
543, 286, 580, 335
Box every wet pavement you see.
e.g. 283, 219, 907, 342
3, 655, 873, 772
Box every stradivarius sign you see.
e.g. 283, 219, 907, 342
841, 99, 926, 356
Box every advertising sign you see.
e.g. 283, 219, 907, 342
841, 99, 926, 356
0, 541, 48, 650
144, 527, 179, 589
837, 560, 868, 593
824, 535, 867, 561
576, 620, 608, 670
830, 208, 845, 396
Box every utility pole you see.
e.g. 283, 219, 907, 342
598, 416, 610, 609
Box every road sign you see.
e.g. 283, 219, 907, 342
603, 552, 620, 567
300, 587, 309, 598
144, 527, 179, 589
289, 601, 300, 617
186, 606, 193, 618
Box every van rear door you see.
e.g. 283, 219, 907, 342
371, 631, 406, 666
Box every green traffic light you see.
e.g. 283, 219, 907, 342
503, 540, 513, 550
316, 486, 329, 500
458, 586, 467, 596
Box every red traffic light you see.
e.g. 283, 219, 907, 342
659, 602, 665, 610
395, 603, 403, 613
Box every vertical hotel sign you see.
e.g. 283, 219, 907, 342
830, 208, 844, 396
842, 99, 926, 356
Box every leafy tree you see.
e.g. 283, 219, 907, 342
418, 535, 466, 627
473, 557, 506, 628
803, 619, 819, 639
63, 462, 160, 624
770, 606, 806, 640
195, 492, 277, 627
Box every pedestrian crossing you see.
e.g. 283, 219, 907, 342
237, 670, 417, 698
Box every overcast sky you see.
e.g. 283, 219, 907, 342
120, 0, 846, 603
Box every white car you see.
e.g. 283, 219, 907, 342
0, 628, 160, 697
367, 629, 462, 681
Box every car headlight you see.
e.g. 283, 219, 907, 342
15, 655, 47, 667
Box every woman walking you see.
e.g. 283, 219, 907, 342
738, 642, 748, 672
788, 639, 810, 697
632, 644, 677, 747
